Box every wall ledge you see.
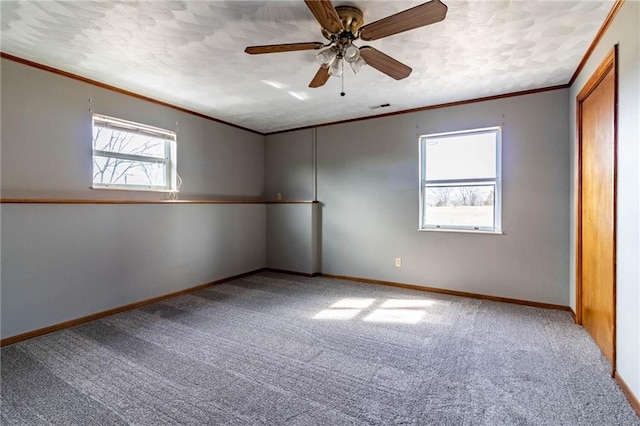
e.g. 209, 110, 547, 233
1, 198, 317, 205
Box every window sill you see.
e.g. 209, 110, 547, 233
90, 185, 177, 193
418, 228, 503, 235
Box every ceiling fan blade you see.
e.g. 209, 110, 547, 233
309, 66, 330, 88
304, 0, 344, 34
359, 0, 448, 41
245, 42, 324, 55
359, 46, 412, 80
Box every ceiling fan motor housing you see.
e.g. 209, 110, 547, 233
321, 6, 365, 41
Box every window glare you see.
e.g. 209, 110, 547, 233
425, 132, 496, 181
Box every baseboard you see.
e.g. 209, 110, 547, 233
0, 268, 266, 347
265, 268, 320, 278
615, 371, 640, 417
321, 273, 573, 312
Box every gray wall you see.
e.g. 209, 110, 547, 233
265, 128, 315, 201
569, 0, 640, 402
1, 204, 265, 338
266, 89, 570, 306
1, 58, 266, 339
264, 129, 318, 275
266, 203, 318, 274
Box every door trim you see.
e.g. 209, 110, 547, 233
575, 46, 618, 373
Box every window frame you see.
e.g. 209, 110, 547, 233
91, 114, 177, 192
418, 126, 502, 234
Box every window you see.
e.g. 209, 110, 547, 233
419, 127, 502, 233
92, 114, 176, 191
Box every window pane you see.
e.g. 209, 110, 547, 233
425, 131, 496, 180
93, 126, 167, 159
424, 185, 495, 228
93, 155, 166, 187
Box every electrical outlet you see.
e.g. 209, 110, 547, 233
276, 192, 282, 200
395, 257, 402, 268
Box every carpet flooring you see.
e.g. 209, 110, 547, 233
1, 271, 638, 425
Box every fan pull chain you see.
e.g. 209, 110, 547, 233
340, 69, 345, 97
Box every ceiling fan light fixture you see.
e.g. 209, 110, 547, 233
349, 56, 367, 74
329, 58, 343, 77
343, 45, 360, 63
317, 46, 338, 67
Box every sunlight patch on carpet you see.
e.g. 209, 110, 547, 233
314, 297, 436, 323
363, 309, 425, 324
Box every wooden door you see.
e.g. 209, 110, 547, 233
577, 47, 617, 369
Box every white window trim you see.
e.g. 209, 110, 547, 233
91, 114, 177, 192
418, 126, 502, 234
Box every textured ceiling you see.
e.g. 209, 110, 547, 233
1, 0, 614, 133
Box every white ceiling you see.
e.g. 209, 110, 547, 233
1, 0, 614, 134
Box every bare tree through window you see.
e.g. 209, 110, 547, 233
92, 115, 175, 190
455, 186, 482, 206
427, 187, 454, 206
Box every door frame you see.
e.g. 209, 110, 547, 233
575, 45, 618, 373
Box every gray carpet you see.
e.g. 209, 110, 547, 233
1, 271, 638, 425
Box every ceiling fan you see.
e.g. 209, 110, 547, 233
245, 0, 448, 90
